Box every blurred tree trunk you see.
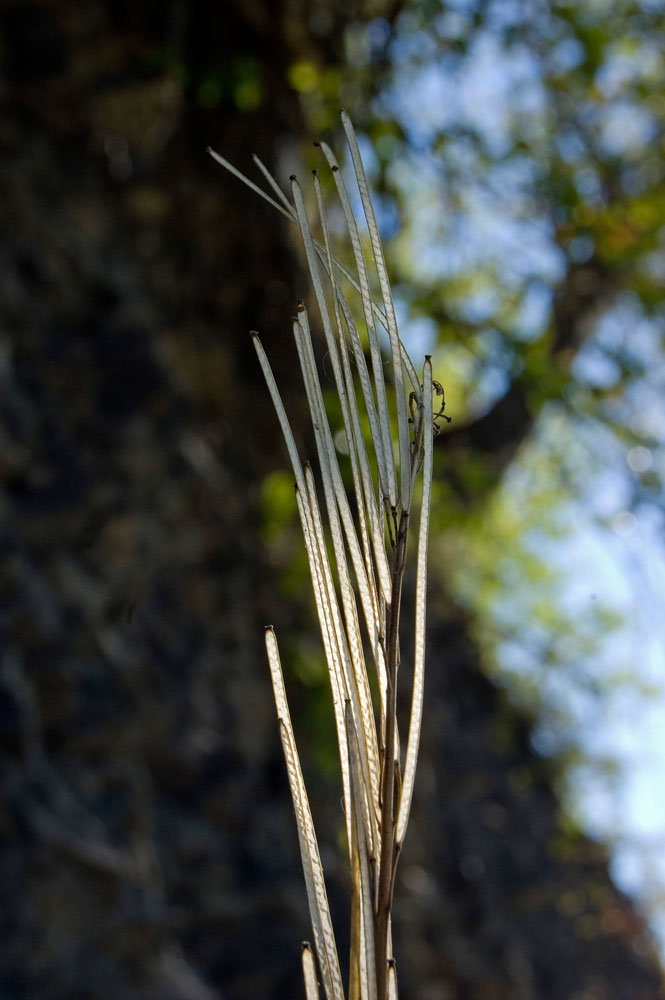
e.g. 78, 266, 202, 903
1, 2, 662, 1000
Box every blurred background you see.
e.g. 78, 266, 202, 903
2, 1, 665, 998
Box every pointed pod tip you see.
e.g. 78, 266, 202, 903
250, 330, 260, 339
264, 625, 274, 634
289, 173, 297, 182
301, 941, 312, 951
313, 140, 321, 148
205, 146, 213, 154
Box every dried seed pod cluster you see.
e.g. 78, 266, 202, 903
209, 112, 439, 1000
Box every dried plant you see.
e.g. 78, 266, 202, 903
209, 112, 446, 1000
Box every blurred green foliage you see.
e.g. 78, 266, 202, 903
263, 0, 665, 808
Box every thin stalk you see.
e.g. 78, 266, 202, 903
207, 146, 422, 401
340, 112, 411, 513
295, 482, 354, 854
317, 140, 397, 511
375, 508, 409, 1000
313, 169, 392, 609
265, 627, 344, 1000
396, 358, 433, 847
211, 112, 439, 1000
346, 700, 378, 1000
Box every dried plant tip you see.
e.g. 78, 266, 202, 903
387, 961, 398, 1000
303, 942, 321, 1000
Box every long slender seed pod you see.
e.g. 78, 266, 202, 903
251, 332, 307, 496
346, 701, 378, 1000
323, 249, 421, 401
293, 319, 381, 841
302, 465, 379, 853
265, 628, 344, 1000
252, 153, 297, 216
317, 141, 397, 511
333, 286, 393, 610
296, 174, 388, 633
294, 311, 386, 671
208, 145, 422, 398
295, 481, 354, 854
280, 718, 344, 1000
340, 112, 411, 513
206, 148, 294, 223
396, 357, 434, 847
312, 171, 392, 608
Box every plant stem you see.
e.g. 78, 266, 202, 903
375, 508, 409, 1000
